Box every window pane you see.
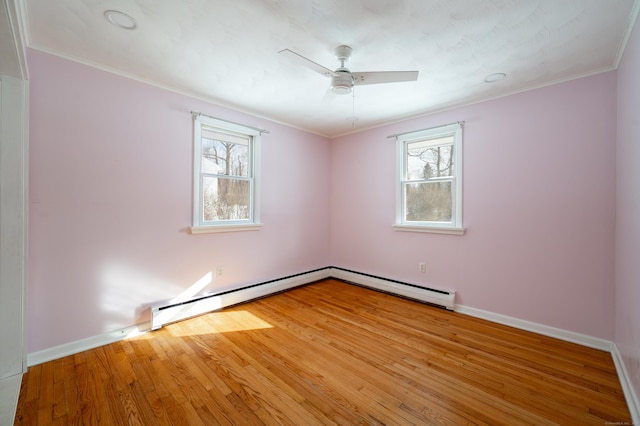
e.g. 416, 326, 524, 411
203, 176, 250, 221
407, 139, 454, 180
201, 137, 249, 177
405, 181, 452, 222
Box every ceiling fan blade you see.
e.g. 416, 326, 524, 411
352, 71, 419, 86
278, 49, 336, 78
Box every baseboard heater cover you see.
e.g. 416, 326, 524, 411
151, 266, 455, 330
151, 268, 331, 330
329, 267, 455, 310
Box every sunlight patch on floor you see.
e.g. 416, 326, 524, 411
168, 310, 274, 336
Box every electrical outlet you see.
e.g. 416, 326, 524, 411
216, 266, 224, 277
419, 262, 426, 273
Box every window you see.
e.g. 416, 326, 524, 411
395, 122, 464, 235
191, 114, 261, 233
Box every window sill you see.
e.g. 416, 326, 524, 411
190, 223, 263, 234
393, 224, 466, 235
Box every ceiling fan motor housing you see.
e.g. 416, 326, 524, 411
331, 69, 353, 94
334, 45, 353, 61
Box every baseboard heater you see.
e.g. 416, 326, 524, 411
151, 267, 455, 330
151, 268, 331, 330
329, 267, 455, 311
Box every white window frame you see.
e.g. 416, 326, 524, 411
190, 114, 261, 234
394, 122, 464, 235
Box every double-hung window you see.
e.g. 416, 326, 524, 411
191, 114, 261, 233
395, 122, 464, 234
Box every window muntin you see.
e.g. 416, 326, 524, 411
192, 115, 260, 232
396, 123, 463, 233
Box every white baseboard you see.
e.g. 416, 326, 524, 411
27, 322, 151, 366
611, 344, 640, 424
454, 304, 613, 352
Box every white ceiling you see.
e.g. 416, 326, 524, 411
19, 0, 640, 137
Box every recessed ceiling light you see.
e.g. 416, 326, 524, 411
104, 10, 137, 30
484, 73, 507, 83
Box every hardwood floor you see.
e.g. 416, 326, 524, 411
14, 279, 631, 425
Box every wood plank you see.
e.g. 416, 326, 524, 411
13, 279, 632, 425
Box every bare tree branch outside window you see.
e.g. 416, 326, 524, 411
405, 137, 454, 222
201, 137, 250, 221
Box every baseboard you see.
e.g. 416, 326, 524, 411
611, 344, 640, 424
27, 322, 151, 366
329, 267, 455, 310
454, 304, 613, 352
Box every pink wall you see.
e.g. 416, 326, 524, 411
330, 72, 618, 340
27, 50, 331, 352
616, 18, 640, 403
28, 46, 621, 354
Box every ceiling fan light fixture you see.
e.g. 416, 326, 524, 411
331, 73, 353, 94
104, 10, 137, 30
331, 84, 352, 95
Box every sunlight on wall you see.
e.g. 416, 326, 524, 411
100, 263, 184, 331
150, 272, 219, 329
101, 266, 217, 332
170, 272, 213, 304
152, 295, 222, 329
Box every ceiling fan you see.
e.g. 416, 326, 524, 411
278, 45, 419, 95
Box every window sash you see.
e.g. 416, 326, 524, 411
201, 127, 250, 146
193, 115, 260, 230
396, 122, 463, 231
